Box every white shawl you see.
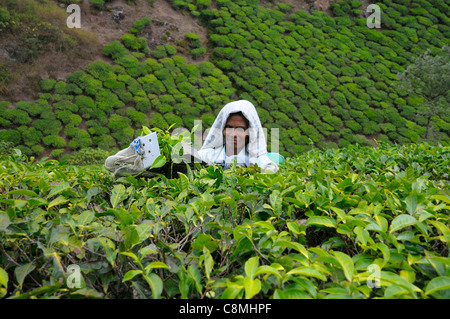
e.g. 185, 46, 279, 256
200, 100, 267, 158
198, 100, 278, 172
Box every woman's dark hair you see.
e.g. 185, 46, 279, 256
228, 111, 250, 128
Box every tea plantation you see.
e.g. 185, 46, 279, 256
0, 0, 449, 300
0, 141, 449, 299
0, 0, 448, 159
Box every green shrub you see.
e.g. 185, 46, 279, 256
15, 101, 41, 117
43, 135, 67, 148
54, 81, 68, 95
3, 108, 32, 125
31, 144, 44, 156
50, 148, 65, 158
18, 126, 42, 147
185, 32, 202, 48
191, 47, 207, 60
165, 45, 177, 56
90, 0, 105, 10
93, 134, 117, 150
0, 141, 17, 155
76, 95, 96, 119
126, 108, 147, 126
67, 129, 92, 150
108, 114, 131, 132
102, 41, 129, 60
86, 60, 116, 82
0, 129, 21, 146
130, 16, 151, 35
39, 78, 56, 92
65, 147, 111, 165
96, 89, 124, 112
163, 113, 183, 128
151, 45, 168, 59
53, 100, 79, 113
345, 120, 362, 133
0, 7, 13, 32
199, 113, 214, 127
112, 127, 135, 149
149, 113, 169, 130
120, 34, 149, 54
67, 71, 103, 96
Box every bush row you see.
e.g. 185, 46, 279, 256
0, 0, 448, 158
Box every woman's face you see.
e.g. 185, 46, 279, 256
223, 113, 249, 155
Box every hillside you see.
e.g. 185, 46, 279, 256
0, 0, 449, 161
0, 0, 449, 301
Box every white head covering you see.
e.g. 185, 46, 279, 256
200, 100, 267, 158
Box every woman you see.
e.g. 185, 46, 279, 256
198, 100, 278, 173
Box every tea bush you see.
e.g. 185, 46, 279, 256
0, 0, 448, 162
0, 141, 448, 299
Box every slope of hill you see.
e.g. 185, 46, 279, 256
0, 0, 448, 161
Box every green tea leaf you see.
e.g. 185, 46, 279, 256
275, 240, 309, 259
0, 212, 11, 232
0, 268, 6, 286
306, 216, 337, 228
243, 277, 261, 299
203, 246, 214, 280
77, 210, 95, 226
245, 256, 259, 280
142, 126, 152, 135
425, 276, 450, 295
404, 195, 420, 215
123, 270, 143, 282
47, 182, 71, 198
47, 195, 68, 209
113, 208, 133, 226
150, 155, 167, 169
120, 252, 140, 264
124, 225, 139, 249
332, 251, 354, 282
389, 214, 417, 233
7, 189, 38, 197
110, 184, 126, 209
145, 273, 163, 299
269, 190, 282, 215
15, 263, 36, 289
145, 262, 169, 272
0, 267, 8, 295
187, 265, 202, 294
287, 266, 327, 281
135, 222, 153, 242
255, 265, 282, 279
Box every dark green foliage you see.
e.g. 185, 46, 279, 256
86, 61, 116, 82
130, 17, 151, 35
43, 135, 67, 148
0, 129, 21, 146
120, 34, 150, 54
18, 126, 42, 147
2, 108, 31, 126
102, 41, 129, 60
39, 78, 56, 92
32, 119, 62, 136
185, 32, 202, 48
2, 0, 449, 159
